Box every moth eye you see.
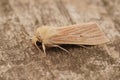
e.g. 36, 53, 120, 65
36, 41, 42, 46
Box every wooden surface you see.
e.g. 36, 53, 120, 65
0, 0, 120, 80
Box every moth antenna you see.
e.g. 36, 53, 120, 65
53, 45, 70, 53
42, 43, 46, 56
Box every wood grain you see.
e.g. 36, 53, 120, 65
0, 0, 119, 80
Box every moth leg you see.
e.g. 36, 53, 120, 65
52, 45, 70, 53
78, 45, 90, 49
42, 43, 46, 55
35, 42, 42, 53
79, 45, 87, 49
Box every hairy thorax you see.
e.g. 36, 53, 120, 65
35, 26, 58, 44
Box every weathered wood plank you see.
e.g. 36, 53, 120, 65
0, 0, 119, 80
102, 0, 120, 58
61, 0, 120, 79
103, 0, 120, 31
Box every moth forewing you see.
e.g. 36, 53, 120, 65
32, 23, 109, 54
50, 23, 109, 45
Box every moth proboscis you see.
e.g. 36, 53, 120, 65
32, 22, 109, 56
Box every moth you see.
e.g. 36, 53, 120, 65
32, 22, 109, 55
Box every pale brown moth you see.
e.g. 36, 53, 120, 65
32, 22, 109, 55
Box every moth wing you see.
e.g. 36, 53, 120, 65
50, 23, 109, 45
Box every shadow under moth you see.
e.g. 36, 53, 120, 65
32, 22, 109, 56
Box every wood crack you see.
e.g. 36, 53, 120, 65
55, 0, 75, 24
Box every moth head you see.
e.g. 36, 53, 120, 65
32, 36, 42, 47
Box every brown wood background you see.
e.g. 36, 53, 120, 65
0, 0, 120, 80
